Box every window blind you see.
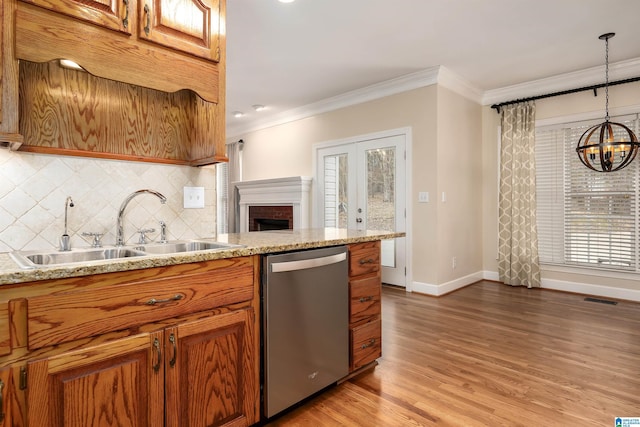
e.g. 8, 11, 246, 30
216, 162, 229, 234
535, 113, 640, 272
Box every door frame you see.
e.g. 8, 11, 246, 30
312, 127, 413, 291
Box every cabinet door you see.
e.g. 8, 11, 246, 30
19, 0, 131, 34
0, 368, 10, 427
26, 332, 164, 427
138, 0, 221, 61
165, 308, 258, 427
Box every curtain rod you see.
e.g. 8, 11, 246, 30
490, 76, 640, 113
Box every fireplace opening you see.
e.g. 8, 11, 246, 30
255, 218, 289, 231
249, 205, 293, 232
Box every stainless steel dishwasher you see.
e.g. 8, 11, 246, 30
262, 245, 349, 418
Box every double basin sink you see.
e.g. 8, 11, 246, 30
10, 240, 244, 269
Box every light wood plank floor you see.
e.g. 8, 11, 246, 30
266, 281, 640, 426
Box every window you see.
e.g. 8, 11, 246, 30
535, 113, 640, 272
216, 162, 229, 234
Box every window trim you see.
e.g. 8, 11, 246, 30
535, 107, 640, 274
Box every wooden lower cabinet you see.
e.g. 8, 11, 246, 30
0, 367, 11, 427
165, 308, 256, 427
348, 241, 382, 372
25, 308, 256, 427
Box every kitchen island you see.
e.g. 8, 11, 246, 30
0, 228, 402, 426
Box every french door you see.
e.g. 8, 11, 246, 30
316, 134, 406, 286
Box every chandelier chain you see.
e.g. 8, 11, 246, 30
605, 35, 610, 121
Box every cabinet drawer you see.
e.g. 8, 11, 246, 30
350, 317, 381, 370
349, 241, 380, 277
26, 259, 255, 350
0, 302, 10, 356
349, 275, 381, 325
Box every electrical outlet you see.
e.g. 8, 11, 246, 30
452, 257, 457, 269
418, 192, 429, 203
184, 186, 205, 209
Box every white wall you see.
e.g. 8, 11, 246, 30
233, 84, 484, 292
0, 150, 217, 252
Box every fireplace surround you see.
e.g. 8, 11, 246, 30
235, 176, 312, 233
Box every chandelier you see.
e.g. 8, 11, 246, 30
575, 33, 639, 172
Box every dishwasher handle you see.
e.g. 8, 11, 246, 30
271, 252, 347, 273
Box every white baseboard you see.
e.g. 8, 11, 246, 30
482, 270, 640, 302
411, 271, 484, 296
412, 270, 640, 302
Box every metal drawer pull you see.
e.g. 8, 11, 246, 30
358, 258, 375, 265
147, 294, 183, 305
359, 296, 373, 303
169, 333, 177, 367
152, 338, 162, 372
0, 379, 4, 422
361, 339, 376, 349
122, 0, 129, 29
143, 4, 151, 36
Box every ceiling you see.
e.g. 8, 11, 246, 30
225, 0, 640, 136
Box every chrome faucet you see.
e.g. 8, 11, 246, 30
159, 220, 168, 243
60, 196, 74, 251
116, 189, 167, 246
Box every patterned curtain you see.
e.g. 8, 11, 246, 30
498, 102, 541, 288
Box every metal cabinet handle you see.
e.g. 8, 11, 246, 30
122, 0, 129, 29
359, 296, 373, 303
152, 338, 162, 372
356, 218, 363, 223
143, 4, 150, 36
361, 338, 376, 350
358, 258, 375, 265
169, 333, 177, 367
147, 294, 183, 305
0, 379, 4, 423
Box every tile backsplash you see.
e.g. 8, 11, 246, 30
0, 150, 217, 253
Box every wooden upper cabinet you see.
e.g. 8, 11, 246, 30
19, 0, 131, 34
138, 0, 220, 62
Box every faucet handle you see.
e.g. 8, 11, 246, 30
136, 228, 156, 244
82, 232, 104, 248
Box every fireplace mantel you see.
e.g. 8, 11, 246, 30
235, 176, 312, 232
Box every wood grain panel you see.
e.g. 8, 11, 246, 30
140, 0, 220, 62
0, 367, 11, 427
350, 317, 381, 370
348, 241, 381, 277
15, 2, 220, 102
349, 275, 381, 325
19, 61, 196, 162
0, 302, 9, 356
20, 0, 128, 34
165, 308, 257, 427
27, 332, 163, 427
0, 0, 23, 146
26, 261, 254, 349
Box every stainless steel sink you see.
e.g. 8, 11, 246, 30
133, 240, 244, 255
10, 247, 147, 269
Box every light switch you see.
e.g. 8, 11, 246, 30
184, 186, 205, 209
418, 192, 429, 203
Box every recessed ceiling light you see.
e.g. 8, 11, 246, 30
233, 111, 244, 118
253, 104, 266, 112
279, 0, 295, 3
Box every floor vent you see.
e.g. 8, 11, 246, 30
584, 297, 618, 305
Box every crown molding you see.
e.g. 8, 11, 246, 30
482, 57, 640, 106
227, 67, 441, 137
227, 57, 640, 138
436, 66, 484, 104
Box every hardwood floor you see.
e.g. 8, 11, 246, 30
266, 281, 640, 426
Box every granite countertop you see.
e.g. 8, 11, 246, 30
0, 228, 404, 285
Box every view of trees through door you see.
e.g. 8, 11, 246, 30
317, 133, 406, 287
